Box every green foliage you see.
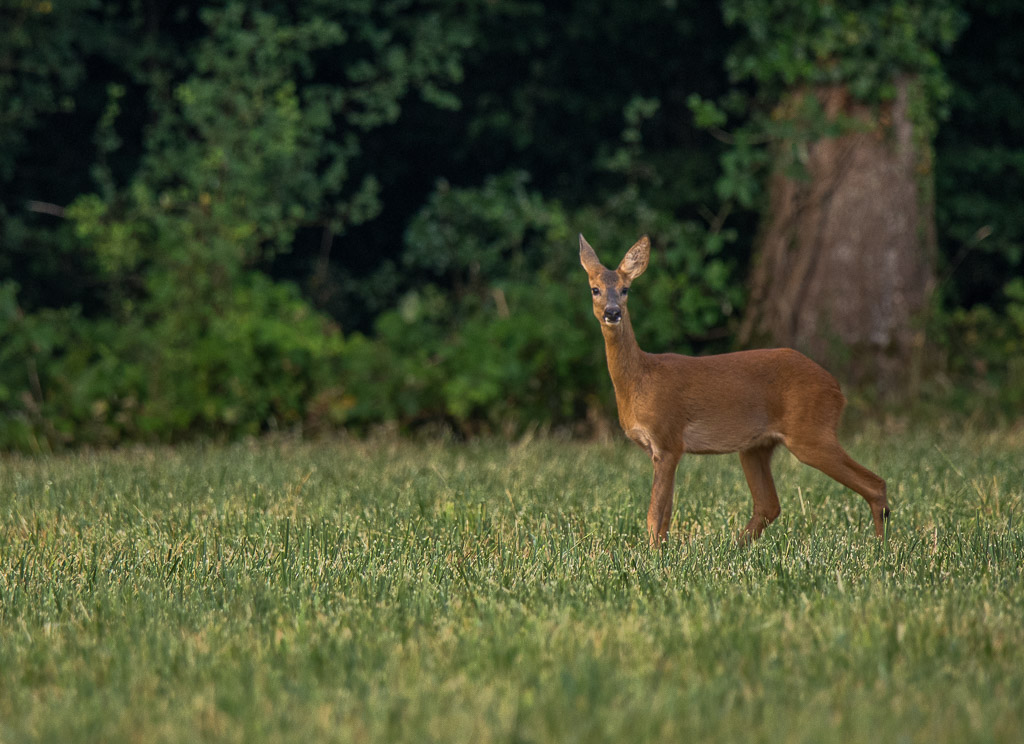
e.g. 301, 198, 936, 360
135, 272, 346, 437
403, 171, 563, 289
933, 278, 1024, 413
0, 0, 96, 179
2, 0, 1023, 445
723, 0, 964, 104
0, 0, 490, 449
0, 277, 344, 450
1, 4, 364, 450
10, 74, 743, 444
2, 431, 1023, 741
80, 3, 362, 271
691, 0, 966, 211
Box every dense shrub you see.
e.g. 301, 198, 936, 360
0, 276, 345, 451
932, 278, 1024, 412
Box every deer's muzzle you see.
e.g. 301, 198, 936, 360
603, 306, 622, 324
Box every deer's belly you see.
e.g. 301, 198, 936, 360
682, 421, 781, 455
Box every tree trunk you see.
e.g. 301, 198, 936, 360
739, 77, 935, 394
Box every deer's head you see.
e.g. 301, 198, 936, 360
578, 234, 650, 327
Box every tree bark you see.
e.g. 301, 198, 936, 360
739, 77, 934, 394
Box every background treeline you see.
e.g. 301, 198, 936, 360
1, 0, 1022, 451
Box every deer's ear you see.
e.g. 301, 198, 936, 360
579, 234, 604, 274
618, 236, 650, 281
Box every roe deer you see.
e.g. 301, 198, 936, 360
579, 234, 891, 546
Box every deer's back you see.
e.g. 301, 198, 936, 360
622, 347, 844, 455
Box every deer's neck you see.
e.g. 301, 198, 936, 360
601, 313, 645, 399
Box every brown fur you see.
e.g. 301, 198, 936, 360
580, 234, 891, 546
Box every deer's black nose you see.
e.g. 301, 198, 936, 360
603, 307, 622, 324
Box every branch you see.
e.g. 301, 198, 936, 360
26, 200, 66, 218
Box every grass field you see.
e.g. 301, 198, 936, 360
1, 426, 1023, 743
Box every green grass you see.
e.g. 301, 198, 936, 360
1, 427, 1023, 743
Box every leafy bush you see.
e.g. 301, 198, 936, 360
933, 278, 1024, 413
0, 277, 345, 451
0, 281, 129, 450
135, 272, 346, 438
347, 274, 603, 434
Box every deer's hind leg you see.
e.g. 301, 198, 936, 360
785, 436, 890, 536
738, 444, 781, 543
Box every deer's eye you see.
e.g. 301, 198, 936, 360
591, 287, 600, 296
621, 287, 628, 296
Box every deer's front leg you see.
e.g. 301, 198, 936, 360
647, 450, 682, 547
